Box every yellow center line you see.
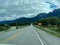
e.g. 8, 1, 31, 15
0, 31, 21, 44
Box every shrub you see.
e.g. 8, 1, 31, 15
0, 24, 10, 31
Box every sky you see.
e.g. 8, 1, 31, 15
0, 0, 60, 21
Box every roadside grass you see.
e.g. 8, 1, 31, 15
0, 26, 10, 32
48, 27, 60, 32
0, 25, 28, 33
38, 26, 60, 37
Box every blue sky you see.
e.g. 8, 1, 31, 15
0, 0, 60, 21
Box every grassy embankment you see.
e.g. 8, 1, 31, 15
0, 25, 10, 32
38, 26, 60, 37
0, 23, 30, 32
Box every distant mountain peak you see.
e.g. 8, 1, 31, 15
0, 9, 60, 24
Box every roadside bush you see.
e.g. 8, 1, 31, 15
0, 24, 10, 31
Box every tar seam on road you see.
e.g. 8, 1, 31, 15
33, 27, 45, 45
0, 31, 21, 44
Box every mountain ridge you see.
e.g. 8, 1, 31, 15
0, 9, 60, 24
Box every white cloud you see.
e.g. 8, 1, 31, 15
0, 0, 60, 21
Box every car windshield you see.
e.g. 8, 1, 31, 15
0, 0, 60, 45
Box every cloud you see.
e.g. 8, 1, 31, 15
0, 0, 60, 21
44, 0, 60, 8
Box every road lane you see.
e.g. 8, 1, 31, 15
1, 25, 60, 45
0, 31, 21, 44
0, 26, 28, 42
0, 28, 21, 42
34, 26, 60, 45
33, 29, 44, 45
0, 25, 43, 45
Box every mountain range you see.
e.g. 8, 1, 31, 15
0, 9, 60, 24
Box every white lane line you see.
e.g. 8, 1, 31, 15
34, 29, 44, 45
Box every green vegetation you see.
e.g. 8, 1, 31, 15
0, 22, 30, 31
34, 16, 60, 37
37, 17, 60, 25
39, 26, 60, 37
34, 16, 60, 32
48, 25, 60, 32
0, 24, 10, 31
9, 23, 30, 29
9, 23, 30, 26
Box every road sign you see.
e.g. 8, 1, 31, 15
38, 23, 42, 26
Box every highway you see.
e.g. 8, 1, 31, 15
0, 25, 60, 45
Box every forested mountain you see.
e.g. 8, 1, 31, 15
0, 9, 60, 24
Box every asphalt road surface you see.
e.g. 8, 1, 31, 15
0, 25, 60, 45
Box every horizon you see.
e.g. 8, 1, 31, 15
0, 8, 60, 22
